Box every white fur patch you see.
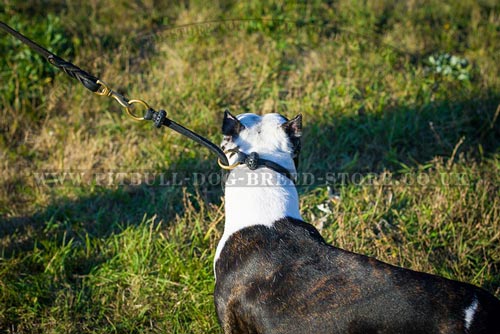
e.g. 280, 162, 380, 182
464, 296, 479, 331
214, 113, 302, 275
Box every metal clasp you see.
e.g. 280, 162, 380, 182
217, 149, 243, 170
95, 80, 149, 121
218, 158, 242, 170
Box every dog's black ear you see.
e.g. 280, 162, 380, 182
282, 114, 302, 139
282, 114, 302, 167
222, 110, 244, 136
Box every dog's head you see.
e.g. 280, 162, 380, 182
221, 111, 302, 170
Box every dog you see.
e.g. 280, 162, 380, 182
213, 111, 500, 334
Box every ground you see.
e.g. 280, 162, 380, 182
0, 1, 499, 333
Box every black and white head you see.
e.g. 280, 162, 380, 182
221, 110, 302, 172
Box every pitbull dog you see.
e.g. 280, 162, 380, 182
214, 111, 500, 334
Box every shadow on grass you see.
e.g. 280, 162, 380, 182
301, 94, 500, 176
0, 174, 223, 259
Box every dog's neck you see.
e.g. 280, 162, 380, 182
225, 153, 301, 229
214, 112, 303, 272
214, 156, 302, 266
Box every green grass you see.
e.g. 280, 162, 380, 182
1, 0, 499, 333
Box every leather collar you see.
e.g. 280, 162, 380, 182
219, 150, 296, 184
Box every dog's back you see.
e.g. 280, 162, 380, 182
215, 217, 500, 334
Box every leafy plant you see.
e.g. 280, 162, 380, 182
427, 53, 471, 82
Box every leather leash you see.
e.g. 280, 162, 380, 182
0, 21, 230, 167
1, 21, 296, 182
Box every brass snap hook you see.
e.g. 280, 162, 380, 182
217, 149, 243, 170
95, 80, 149, 121
218, 158, 241, 170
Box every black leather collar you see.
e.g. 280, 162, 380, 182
233, 151, 296, 184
